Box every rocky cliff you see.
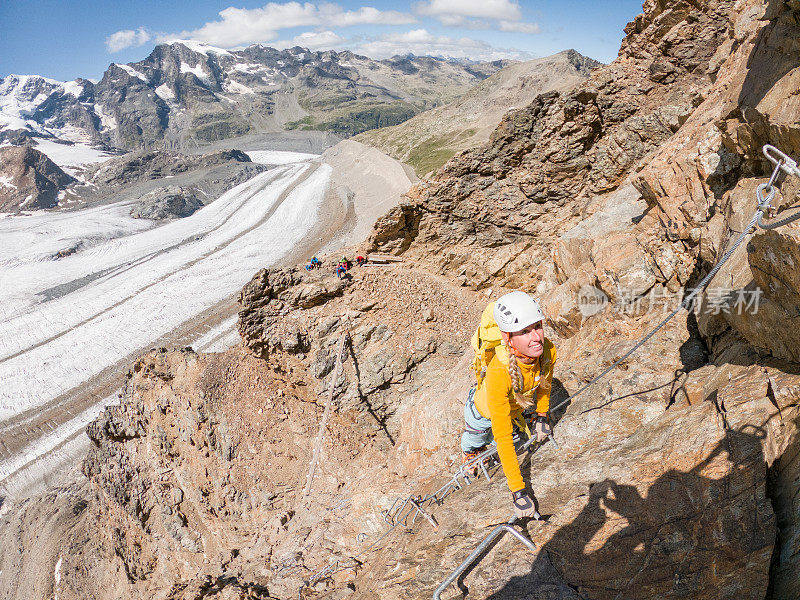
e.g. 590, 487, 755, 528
4, 1, 800, 599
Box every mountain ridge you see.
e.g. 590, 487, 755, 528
355, 49, 602, 176
0, 42, 511, 152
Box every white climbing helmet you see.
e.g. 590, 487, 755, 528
493, 291, 544, 333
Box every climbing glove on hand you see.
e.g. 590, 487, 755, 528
512, 490, 540, 520
533, 414, 551, 442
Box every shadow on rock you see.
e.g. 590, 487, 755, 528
485, 425, 775, 600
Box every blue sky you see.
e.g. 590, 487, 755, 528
0, 1, 644, 81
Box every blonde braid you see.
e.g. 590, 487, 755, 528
508, 354, 535, 409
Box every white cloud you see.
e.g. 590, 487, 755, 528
499, 20, 541, 34
353, 29, 534, 62
286, 30, 348, 49
437, 15, 490, 29
415, 0, 522, 20
414, 0, 539, 34
267, 27, 533, 62
321, 5, 416, 27
104, 3, 538, 63
160, 2, 416, 48
105, 27, 151, 53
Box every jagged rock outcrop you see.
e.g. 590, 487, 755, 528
238, 268, 347, 358
359, 0, 800, 596
68, 266, 483, 599
0, 145, 75, 211
88, 148, 254, 187
369, 0, 738, 292
237, 265, 474, 419
87, 148, 270, 215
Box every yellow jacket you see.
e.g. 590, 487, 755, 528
473, 339, 556, 493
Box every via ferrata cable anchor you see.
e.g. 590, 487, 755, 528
757, 145, 800, 230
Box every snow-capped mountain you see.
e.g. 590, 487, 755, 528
0, 42, 508, 151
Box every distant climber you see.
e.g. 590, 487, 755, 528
461, 291, 556, 520
357, 255, 366, 266
305, 256, 321, 271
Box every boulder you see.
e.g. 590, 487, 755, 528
593, 235, 658, 303
130, 186, 204, 219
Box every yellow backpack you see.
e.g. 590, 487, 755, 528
470, 302, 510, 389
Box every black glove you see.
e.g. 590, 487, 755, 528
512, 490, 540, 520
533, 415, 551, 442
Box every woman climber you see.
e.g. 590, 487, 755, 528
461, 291, 556, 520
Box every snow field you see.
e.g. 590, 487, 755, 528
0, 155, 331, 422
155, 84, 176, 101
0, 429, 90, 505
246, 150, 319, 165
192, 315, 240, 352
0, 166, 292, 321
0, 393, 116, 483
32, 138, 114, 175
114, 64, 149, 82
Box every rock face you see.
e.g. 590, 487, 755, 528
87, 148, 253, 187
354, 0, 800, 596
368, 0, 738, 291
0, 44, 510, 152
64, 267, 485, 600
356, 50, 601, 176
352, 0, 800, 597
0, 145, 75, 211
129, 186, 205, 219
6, 0, 800, 599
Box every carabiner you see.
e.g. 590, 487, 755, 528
763, 144, 800, 179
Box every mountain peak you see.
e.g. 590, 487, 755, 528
165, 39, 233, 56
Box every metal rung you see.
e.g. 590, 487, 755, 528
300, 430, 554, 596
433, 517, 536, 600
408, 498, 439, 530
383, 497, 410, 526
